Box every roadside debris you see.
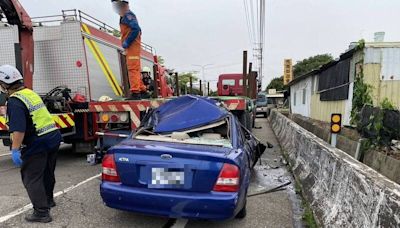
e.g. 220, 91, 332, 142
247, 181, 292, 197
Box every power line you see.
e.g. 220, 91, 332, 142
207, 62, 243, 69
243, 0, 255, 44
249, 0, 257, 44
242, 0, 266, 87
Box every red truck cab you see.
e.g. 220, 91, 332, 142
217, 74, 243, 96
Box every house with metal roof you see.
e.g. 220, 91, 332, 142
289, 41, 400, 125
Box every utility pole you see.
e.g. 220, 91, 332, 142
199, 80, 203, 95
189, 76, 193, 94
174, 73, 180, 97
248, 62, 252, 97
242, 51, 248, 97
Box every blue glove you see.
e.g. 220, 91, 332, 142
11, 149, 23, 167
122, 41, 129, 49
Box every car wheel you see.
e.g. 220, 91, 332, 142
263, 113, 267, 118
235, 198, 247, 219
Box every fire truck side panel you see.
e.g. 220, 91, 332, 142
84, 36, 124, 100
33, 22, 89, 98
0, 25, 19, 67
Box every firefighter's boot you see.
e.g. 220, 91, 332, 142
128, 93, 141, 100
25, 209, 52, 223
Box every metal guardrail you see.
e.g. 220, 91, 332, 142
31, 9, 154, 54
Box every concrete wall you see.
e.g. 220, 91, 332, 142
291, 114, 360, 158
364, 150, 400, 184
270, 110, 400, 227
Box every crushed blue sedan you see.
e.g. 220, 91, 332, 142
100, 96, 266, 220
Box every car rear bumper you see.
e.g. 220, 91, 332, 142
100, 182, 240, 220
256, 107, 268, 114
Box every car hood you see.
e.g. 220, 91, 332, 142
141, 95, 230, 134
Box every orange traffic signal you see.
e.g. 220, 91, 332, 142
331, 114, 342, 134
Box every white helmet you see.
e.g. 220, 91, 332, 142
141, 66, 152, 73
99, 95, 113, 102
0, 65, 23, 85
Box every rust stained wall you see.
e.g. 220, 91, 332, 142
363, 47, 400, 109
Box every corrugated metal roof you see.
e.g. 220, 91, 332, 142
288, 48, 356, 87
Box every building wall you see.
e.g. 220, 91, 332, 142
310, 94, 347, 123
363, 47, 400, 109
290, 44, 400, 125
290, 77, 312, 117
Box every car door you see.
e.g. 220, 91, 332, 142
240, 125, 267, 168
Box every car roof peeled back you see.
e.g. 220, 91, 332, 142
141, 95, 230, 133
135, 95, 234, 148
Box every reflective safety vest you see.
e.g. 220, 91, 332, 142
10, 88, 58, 136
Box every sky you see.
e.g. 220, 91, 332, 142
19, 0, 400, 90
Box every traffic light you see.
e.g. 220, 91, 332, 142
331, 114, 342, 134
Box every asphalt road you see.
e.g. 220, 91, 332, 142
0, 118, 303, 228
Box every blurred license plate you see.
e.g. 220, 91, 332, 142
150, 168, 185, 187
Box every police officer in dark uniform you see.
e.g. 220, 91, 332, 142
0, 65, 62, 223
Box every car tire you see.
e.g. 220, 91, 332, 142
235, 198, 247, 219
263, 113, 267, 118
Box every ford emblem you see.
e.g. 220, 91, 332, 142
160, 154, 173, 160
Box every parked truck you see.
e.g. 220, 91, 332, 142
0, 0, 256, 157
0, 0, 174, 153
216, 73, 259, 130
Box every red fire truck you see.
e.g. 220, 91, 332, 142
0, 0, 254, 156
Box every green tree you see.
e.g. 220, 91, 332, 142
178, 72, 199, 94
266, 76, 287, 92
209, 90, 218, 96
293, 54, 333, 78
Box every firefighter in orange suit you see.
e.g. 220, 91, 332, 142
112, 0, 148, 100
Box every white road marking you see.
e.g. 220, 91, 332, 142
0, 153, 11, 158
0, 173, 101, 223
171, 219, 188, 228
